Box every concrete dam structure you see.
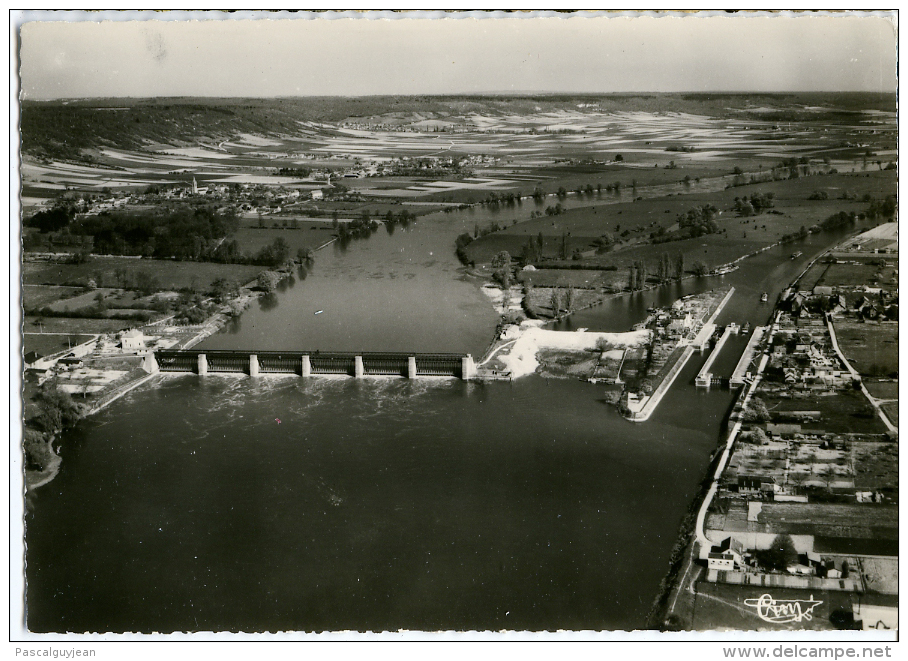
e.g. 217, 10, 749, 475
151, 350, 476, 380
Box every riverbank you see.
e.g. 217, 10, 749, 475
21, 281, 267, 491
23, 435, 63, 491
645, 222, 899, 630
625, 287, 734, 422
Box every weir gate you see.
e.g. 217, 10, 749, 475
152, 350, 476, 380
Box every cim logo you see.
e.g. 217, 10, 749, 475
743, 594, 823, 624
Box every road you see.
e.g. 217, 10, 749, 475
825, 314, 898, 434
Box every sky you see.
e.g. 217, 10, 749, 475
17, 11, 899, 100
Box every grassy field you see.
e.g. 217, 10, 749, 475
517, 268, 614, 289
880, 402, 898, 427
827, 263, 897, 288
852, 442, 899, 489
536, 349, 599, 379
763, 389, 888, 435
464, 171, 896, 271
864, 379, 899, 400
524, 286, 606, 319
233, 227, 336, 254
22, 333, 96, 359
691, 582, 853, 631
238, 214, 337, 229
833, 321, 899, 376
21, 285, 83, 309
799, 259, 898, 294
23, 257, 266, 290
22, 316, 136, 336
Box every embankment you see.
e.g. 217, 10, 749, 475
626, 287, 734, 422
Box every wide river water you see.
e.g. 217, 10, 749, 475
24, 193, 868, 633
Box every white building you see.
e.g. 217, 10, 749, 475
120, 329, 146, 352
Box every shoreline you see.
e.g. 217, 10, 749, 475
643, 224, 886, 630
625, 286, 735, 422
22, 282, 264, 492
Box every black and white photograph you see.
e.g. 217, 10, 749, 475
10, 8, 899, 650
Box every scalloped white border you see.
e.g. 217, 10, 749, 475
7, 6, 900, 651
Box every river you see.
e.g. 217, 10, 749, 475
24, 199, 870, 633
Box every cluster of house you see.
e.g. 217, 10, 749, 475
652, 295, 712, 340
23, 330, 147, 386
706, 536, 748, 572
788, 286, 898, 322
767, 314, 852, 390
61, 176, 333, 217
708, 537, 851, 580
724, 474, 811, 504
338, 121, 474, 134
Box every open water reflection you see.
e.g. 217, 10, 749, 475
26, 373, 725, 632
25, 193, 872, 632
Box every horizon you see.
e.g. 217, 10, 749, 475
21, 89, 899, 103
19, 13, 897, 100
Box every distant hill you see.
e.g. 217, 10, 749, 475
19, 92, 896, 162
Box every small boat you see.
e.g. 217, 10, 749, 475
314, 310, 324, 315
791, 251, 803, 259
742, 322, 751, 334
711, 264, 739, 276
760, 292, 768, 302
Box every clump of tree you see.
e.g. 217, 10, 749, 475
808, 190, 829, 200
742, 396, 771, 423
23, 429, 53, 471
691, 260, 709, 277
627, 260, 648, 291
734, 192, 774, 216
209, 277, 240, 303
24, 205, 75, 233
257, 270, 281, 294
592, 232, 614, 254
865, 195, 897, 220
670, 204, 720, 240
480, 191, 519, 207
30, 381, 83, 436
297, 247, 315, 265
172, 290, 215, 324
454, 232, 475, 266
656, 252, 676, 282
550, 288, 562, 315
491, 251, 512, 289
251, 237, 291, 267
745, 428, 768, 444
55, 206, 240, 261
276, 166, 311, 177
756, 534, 799, 572
520, 233, 545, 265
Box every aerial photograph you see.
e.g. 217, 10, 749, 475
11, 10, 898, 648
